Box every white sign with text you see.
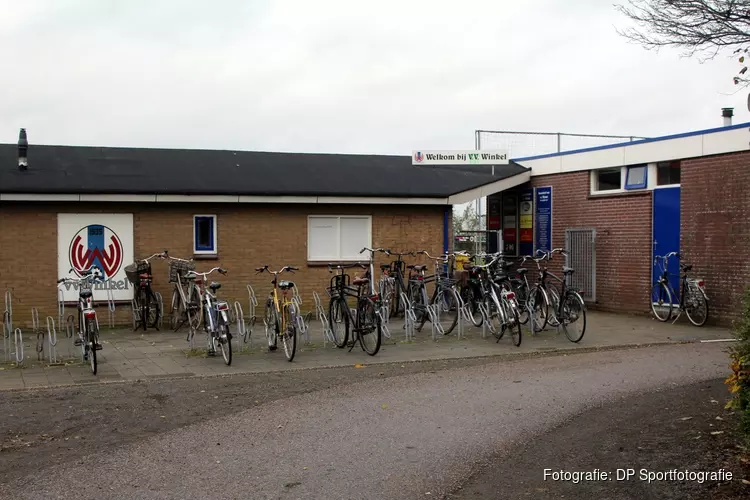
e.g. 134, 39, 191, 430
412, 150, 509, 165
57, 213, 134, 302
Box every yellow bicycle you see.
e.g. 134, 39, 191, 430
256, 265, 299, 362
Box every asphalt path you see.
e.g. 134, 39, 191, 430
3, 343, 729, 499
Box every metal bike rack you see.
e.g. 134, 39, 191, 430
455, 292, 474, 340
46, 316, 59, 364
233, 300, 248, 351
246, 284, 258, 338
130, 298, 138, 330
290, 285, 311, 344
4, 289, 13, 362
477, 302, 491, 339
13, 327, 24, 365
312, 291, 335, 347
426, 304, 445, 340
106, 287, 116, 328
400, 292, 416, 342
32, 307, 44, 361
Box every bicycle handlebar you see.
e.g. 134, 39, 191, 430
140, 252, 167, 263
360, 247, 386, 255
185, 267, 227, 279
57, 267, 104, 285
255, 265, 298, 275
384, 249, 414, 257
328, 262, 367, 273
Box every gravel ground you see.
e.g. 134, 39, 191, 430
447, 378, 750, 499
0, 343, 732, 499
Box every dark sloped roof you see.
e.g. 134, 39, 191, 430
0, 144, 528, 197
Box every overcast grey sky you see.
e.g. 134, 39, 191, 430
1, 0, 747, 156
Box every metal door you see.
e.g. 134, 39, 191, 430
564, 228, 596, 302
652, 187, 681, 300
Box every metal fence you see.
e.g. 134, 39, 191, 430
475, 130, 648, 159
565, 228, 596, 303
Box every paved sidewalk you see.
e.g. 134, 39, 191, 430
0, 311, 733, 390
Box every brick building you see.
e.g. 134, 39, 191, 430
487, 118, 750, 325
0, 136, 529, 326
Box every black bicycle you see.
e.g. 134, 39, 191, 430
125, 252, 166, 331
538, 248, 587, 343
327, 260, 382, 356
382, 250, 415, 318
651, 252, 709, 326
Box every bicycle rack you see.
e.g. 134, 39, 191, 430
455, 292, 473, 340
233, 301, 248, 351
106, 287, 116, 328
46, 316, 59, 364
400, 292, 416, 342
478, 302, 491, 339
246, 284, 258, 342
290, 286, 311, 344
378, 277, 395, 340
375, 303, 391, 340
4, 289, 13, 362
32, 307, 44, 361
12, 327, 24, 365
130, 298, 138, 330
426, 303, 445, 340
312, 291, 335, 347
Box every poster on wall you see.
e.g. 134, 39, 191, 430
534, 187, 553, 254
502, 193, 518, 255
487, 194, 501, 230
57, 214, 134, 302
519, 189, 534, 257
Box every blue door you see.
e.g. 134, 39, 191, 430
652, 187, 681, 299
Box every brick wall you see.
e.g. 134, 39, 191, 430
525, 172, 653, 314
681, 151, 750, 325
0, 202, 447, 327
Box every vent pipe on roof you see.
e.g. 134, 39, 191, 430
722, 107, 734, 126
18, 128, 28, 171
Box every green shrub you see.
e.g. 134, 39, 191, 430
726, 287, 750, 439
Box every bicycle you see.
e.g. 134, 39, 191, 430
413, 250, 462, 335
164, 252, 201, 332
325, 249, 383, 355
257, 265, 300, 362
124, 251, 166, 331
382, 250, 416, 318
651, 252, 709, 326
57, 267, 104, 375
469, 253, 522, 346
514, 253, 553, 333
184, 266, 233, 365
537, 248, 587, 343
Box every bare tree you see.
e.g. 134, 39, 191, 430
615, 0, 750, 86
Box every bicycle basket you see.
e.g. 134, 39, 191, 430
168, 260, 195, 283
124, 261, 152, 285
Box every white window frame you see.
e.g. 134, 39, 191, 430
193, 214, 218, 255
307, 215, 372, 262
590, 167, 626, 194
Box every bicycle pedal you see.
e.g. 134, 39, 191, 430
74, 339, 83, 346
95, 344, 103, 351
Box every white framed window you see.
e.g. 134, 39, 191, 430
590, 167, 623, 194
307, 215, 372, 262
193, 215, 217, 255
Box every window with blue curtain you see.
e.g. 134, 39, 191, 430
194, 215, 216, 253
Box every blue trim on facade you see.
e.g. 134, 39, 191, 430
512, 121, 750, 163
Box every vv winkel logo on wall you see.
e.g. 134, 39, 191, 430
68, 224, 124, 279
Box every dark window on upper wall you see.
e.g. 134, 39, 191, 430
594, 168, 622, 191
657, 161, 681, 186
194, 215, 217, 254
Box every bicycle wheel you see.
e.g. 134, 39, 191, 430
546, 286, 561, 327
282, 305, 297, 362
561, 291, 587, 343
357, 297, 382, 356
411, 284, 430, 332
327, 297, 349, 348
528, 286, 549, 333
147, 288, 160, 329
684, 287, 709, 327
187, 285, 203, 331
264, 299, 279, 351
460, 286, 483, 327
503, 300, 522, 347
513, 281, 530, 325
650, 282, 673, 322
87, 319, 98, 375
435, 288, 459, 335
218, 322, 232, 365
487, 293, 504, 339
170, 289, 183, 331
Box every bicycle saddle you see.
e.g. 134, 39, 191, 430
279, 280, 294, 290
681, 264, 693, 272
408, 264, 427, 271
353, 276, 369, 286
80, 289, 93, 298
379, 264, 390, 271
209, 282, 222, 291
516, 268, 528, 275
562, 266, 575, 275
